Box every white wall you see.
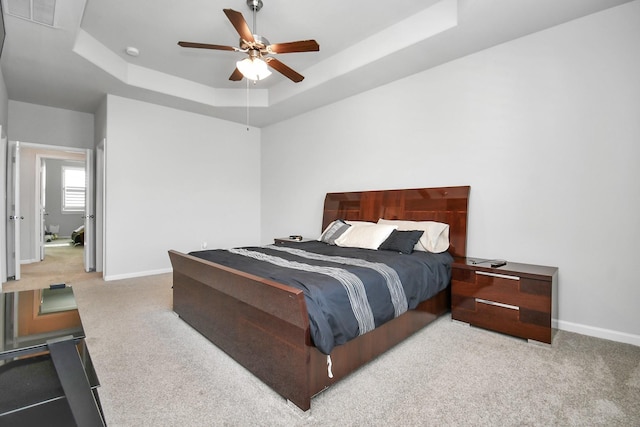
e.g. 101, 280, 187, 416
104, 95, 261, 280
261, 2, 640, 345
8, 101, 94, 149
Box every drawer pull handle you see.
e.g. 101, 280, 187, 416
475, 271, 520, 281
476, 298, 519, 311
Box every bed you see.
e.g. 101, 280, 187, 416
168, 186, 470, 411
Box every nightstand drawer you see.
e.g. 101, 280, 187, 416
453, 268, 520, 285
452, 296, 551, 342
452, 272, 550, 312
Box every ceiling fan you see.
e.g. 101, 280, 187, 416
178, 0, 319, 83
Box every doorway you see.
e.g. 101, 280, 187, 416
5, 142, 97, 288
25, 157, 86, 282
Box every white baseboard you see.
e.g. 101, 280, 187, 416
555, 318, 640, 347
103, 267, 172, 282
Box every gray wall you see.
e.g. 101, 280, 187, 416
8, 100, 94, 149
260, 2, 640, 345
103, 95, 261, 280
0, 68, 8, 138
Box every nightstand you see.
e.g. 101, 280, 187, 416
274, 236, 314, 245
451, 257, 558, 344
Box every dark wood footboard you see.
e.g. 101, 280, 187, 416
169, 250, 314, 410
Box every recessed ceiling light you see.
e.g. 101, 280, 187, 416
125, 46, 140, 57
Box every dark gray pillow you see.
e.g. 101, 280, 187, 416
319, 220, 351, 245
378, 230, 424, 254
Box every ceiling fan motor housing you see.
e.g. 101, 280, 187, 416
247, 0, 263, 12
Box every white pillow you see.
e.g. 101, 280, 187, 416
334, 223, 397, 250
377, 219, 450, 253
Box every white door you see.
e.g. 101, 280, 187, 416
84, 149, 95, 272
0, 128, 6, 284
96, 140, 105, 273
6, 141, 21, 280
39, 158, 47, 261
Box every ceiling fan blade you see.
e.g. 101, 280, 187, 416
223, 9, 255, 43
229, 68, 244, 81
265, 57, 304, 83
268, 40, 320, 54
178, 41, 237, 51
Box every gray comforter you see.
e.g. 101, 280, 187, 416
190, 240, 452, 354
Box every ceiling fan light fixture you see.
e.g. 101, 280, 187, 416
236, 57, 271, 81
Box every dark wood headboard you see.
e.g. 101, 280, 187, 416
322, 186, 470, 258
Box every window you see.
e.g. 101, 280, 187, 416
62, 166, 85, 212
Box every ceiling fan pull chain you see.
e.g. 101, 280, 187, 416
246, 78, 250, 131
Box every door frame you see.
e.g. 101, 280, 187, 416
20, 142, 95, 275
96, 139, 105, 274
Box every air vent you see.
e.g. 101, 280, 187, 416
4, 0, 56, 27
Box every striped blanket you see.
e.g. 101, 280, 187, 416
190, 241, 452, 354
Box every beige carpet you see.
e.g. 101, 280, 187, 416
3, 244, 100, 293
63, 275, 640, 427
